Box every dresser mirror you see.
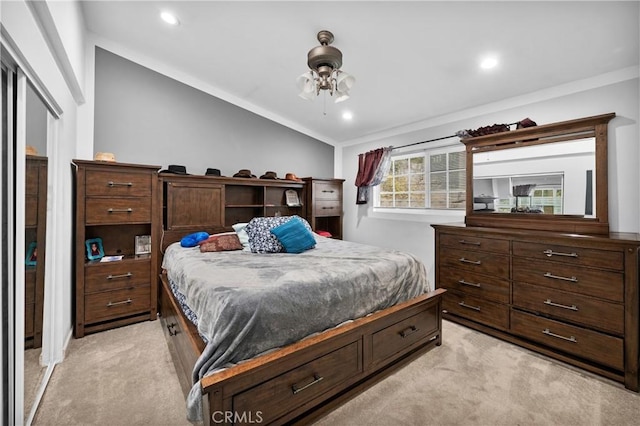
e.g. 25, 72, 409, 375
463, 113, 615, 234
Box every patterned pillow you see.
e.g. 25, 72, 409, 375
245, 216, 312, 253
199, 233, 243, 252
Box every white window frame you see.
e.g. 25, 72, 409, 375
373, 144, 466, 214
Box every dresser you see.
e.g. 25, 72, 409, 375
73, 160, 160, 337
433, 224, 640, 391
302, 177, 344, 239
25, 155, 47, 348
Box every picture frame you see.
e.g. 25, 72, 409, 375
85, 238, 104, 261
285, 189, 301, 207
25, 242, 37, 266
135, 235, 151, 255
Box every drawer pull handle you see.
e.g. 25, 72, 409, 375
292, 374, 323, 395
543, 249, 578, 258
108, 181, 133, 187
543, 299, 578, 311
107, 298, 132, 307
321, 206, 334, 210
459, 279, 481, 288
459, 301, 481, 311
108, 208, 133, 213
459, 258, 481, 265
458, 240, 481, 246
543, 272, 578, 283
321, 190, 335, 193
399, 325, 418, 338
106, 272, 132, 280
542, 328, 577, 343
166, 322, 179, 336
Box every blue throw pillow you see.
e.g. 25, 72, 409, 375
180, 231, 209, 247
270, 217, 316, 254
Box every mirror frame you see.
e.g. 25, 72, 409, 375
463, 113, 615, 234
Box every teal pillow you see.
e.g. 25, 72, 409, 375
270, 217, 316, 254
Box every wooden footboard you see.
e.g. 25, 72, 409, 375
160, 274, 445, 425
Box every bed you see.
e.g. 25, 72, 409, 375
159, 223, 444, 425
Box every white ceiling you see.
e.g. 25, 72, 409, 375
80, 1, 639, 146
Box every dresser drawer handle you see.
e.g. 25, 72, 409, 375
543, 249, 578, 258
292, 374, 324, 395
543, 272, 578, 283
459, 279, 481, 288
543, 299, 578, 311
321, 206, 335, 210
459, 258, 481, 265
107, 208, 133, 213
458, 301, 481, 311
106, 272, 132, 280
321, 189, 335, 193
108, 181, 133, 187
399, 325, 418, 338
458, 240, 481, 246
543, 328, 577, 343
107, 298, 132, 307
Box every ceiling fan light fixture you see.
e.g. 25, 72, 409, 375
298, 30, 354, 103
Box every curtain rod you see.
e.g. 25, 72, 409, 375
391, 121, 520, 151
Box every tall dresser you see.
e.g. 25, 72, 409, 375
433, 113, 640, 392
73, 160, 160, 337
303, 177, 344, 239
25, 155, 47, 348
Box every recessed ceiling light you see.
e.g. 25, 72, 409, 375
480, 57, 498, 70
161, 11, 180, 26
342, 111, 353, 121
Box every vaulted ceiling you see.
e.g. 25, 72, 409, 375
81, 1, 639, 145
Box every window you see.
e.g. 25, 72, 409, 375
375, 147, 465, 210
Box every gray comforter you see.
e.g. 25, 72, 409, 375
162, 235, 430, 421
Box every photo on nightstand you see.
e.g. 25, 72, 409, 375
135, 235, 151, 255
85, 237, 104, 261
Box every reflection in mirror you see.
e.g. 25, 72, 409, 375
472, 137, 595, 217
24, 82, 48, 419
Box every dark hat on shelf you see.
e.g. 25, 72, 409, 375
233, 169, 256, 178
159, 165, 189, 175
259, 171, 279, 179
205, 168, 222, 177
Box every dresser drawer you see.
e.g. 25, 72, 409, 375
512, 282, 623, 335
511, 309, 623, 371
513, 241, 623, 271
85, 169, 152, 197
440, 233, 510, 254
513, 257, 623, 302
371, 307, 439, 364
440, 248, 509, 279
85, 260, 151, 293
438, 267, 509, 303
85, 197, 152, 225
443, 290, 509, 330
233, 340, 361, 425
84, 286, 150, 324
314, 200, 342, 217
313, 182, 342, 201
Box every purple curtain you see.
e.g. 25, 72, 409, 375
355, 147, 392, 204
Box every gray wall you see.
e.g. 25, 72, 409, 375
94, 47, 334, 178
26, 83, 48, 156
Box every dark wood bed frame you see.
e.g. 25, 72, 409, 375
156, 174, 445, 425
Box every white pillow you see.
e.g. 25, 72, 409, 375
231, 223, 251, 251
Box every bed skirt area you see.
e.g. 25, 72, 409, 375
159, 273, 445, 425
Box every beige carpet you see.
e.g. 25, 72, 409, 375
32, 319, 640, 425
